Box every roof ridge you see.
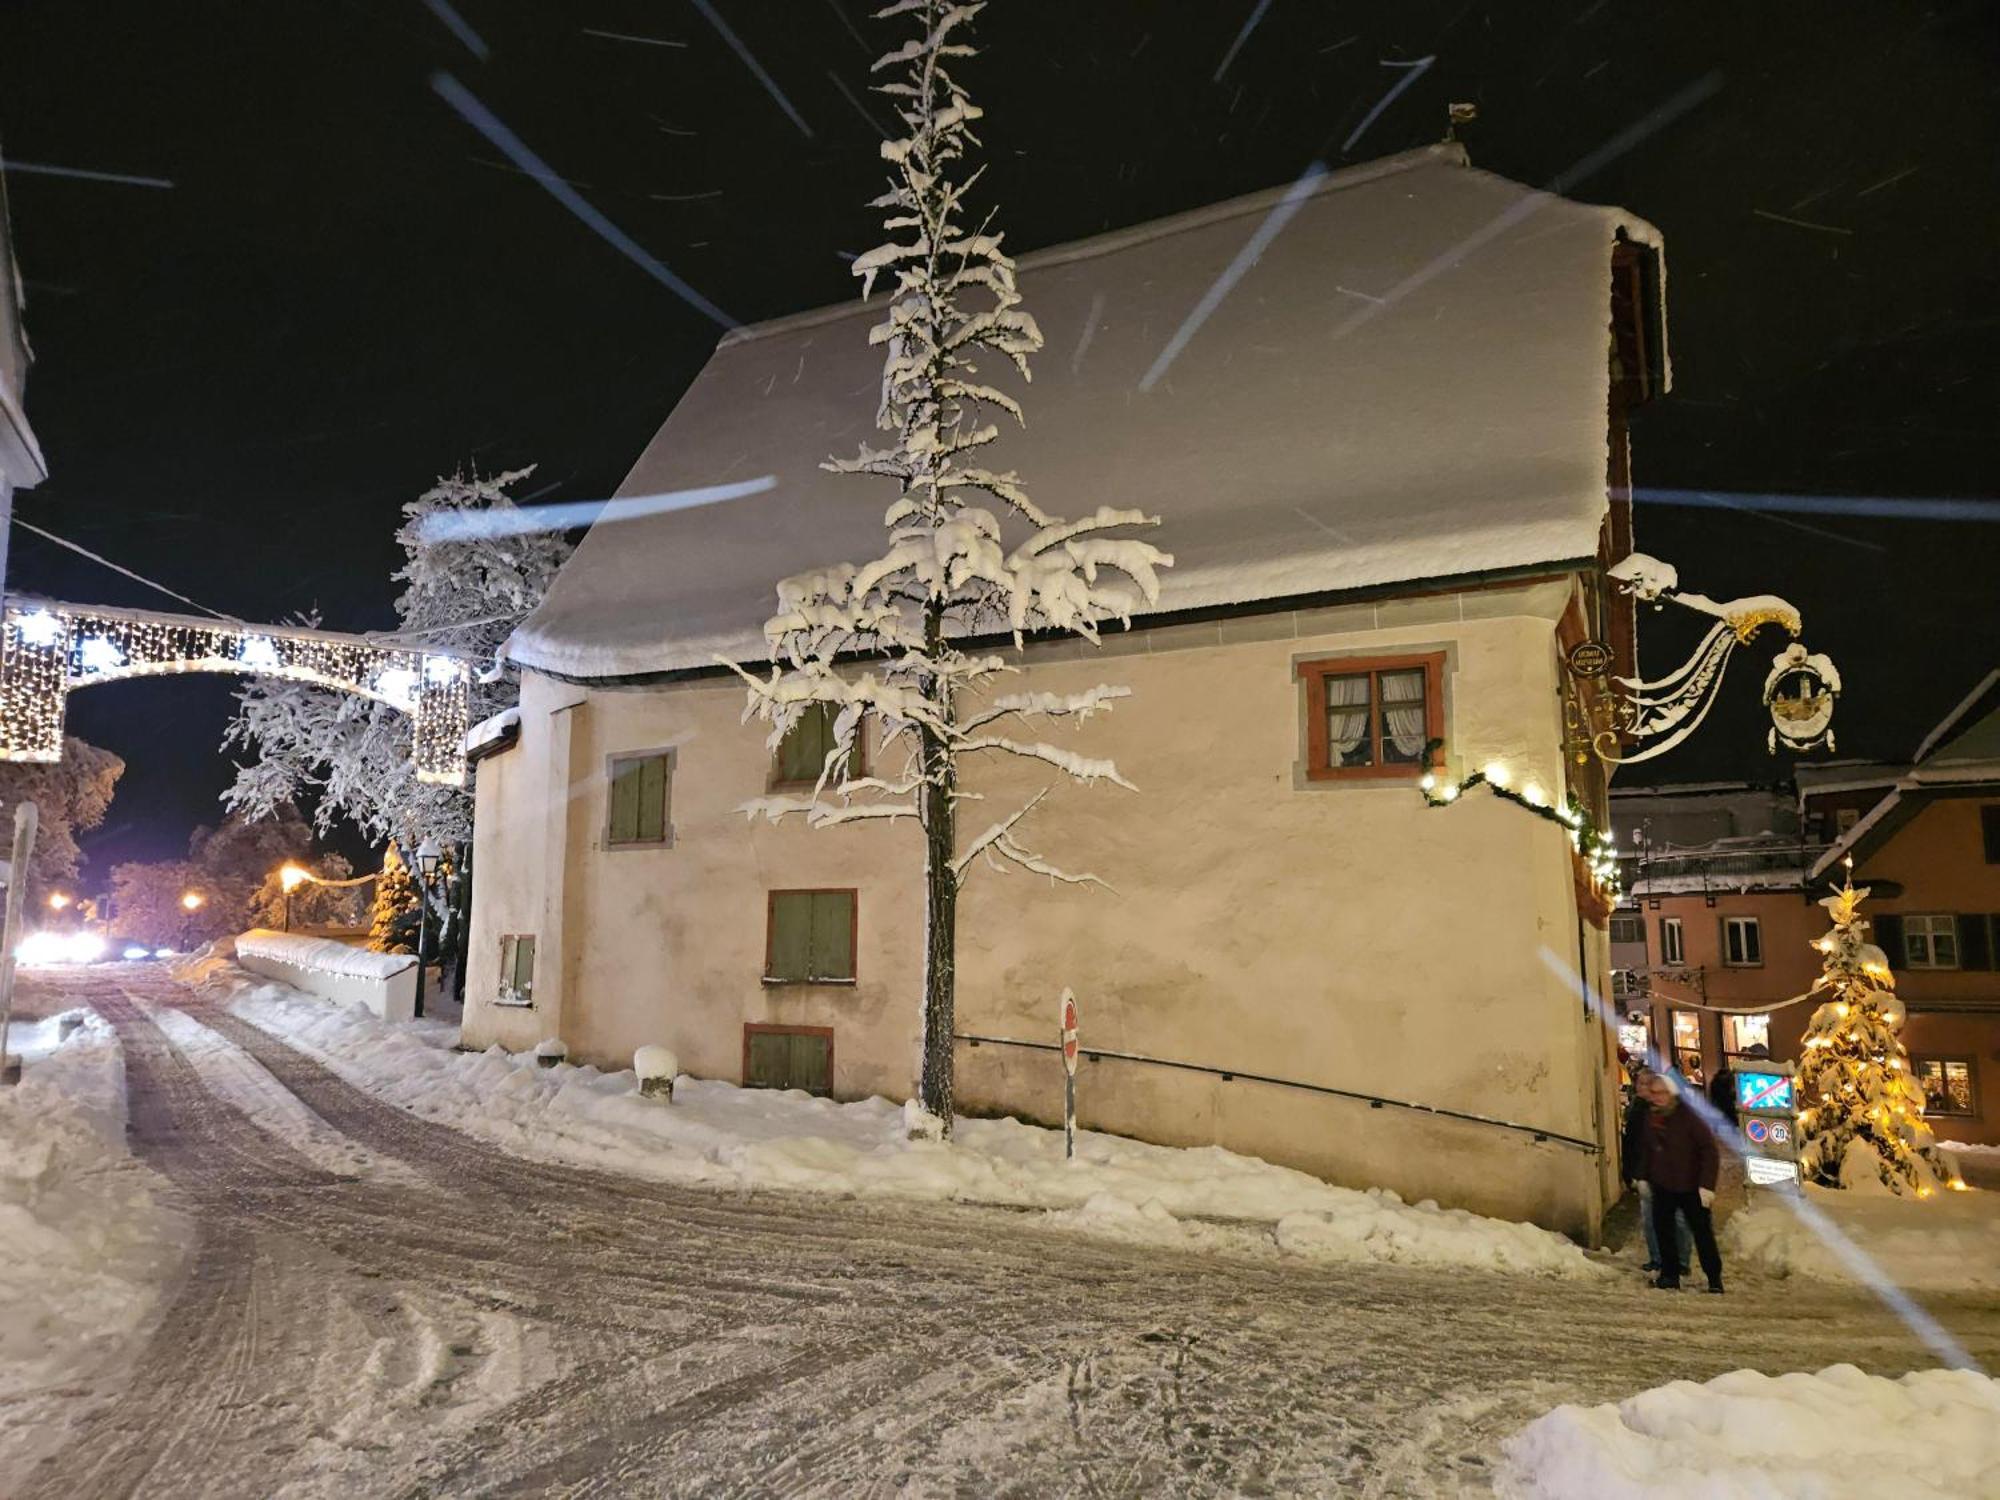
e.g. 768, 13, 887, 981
1912, 667, 2000, 764
716, 143, 1471, 352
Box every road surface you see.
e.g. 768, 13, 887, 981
11, 966, 1999, 1497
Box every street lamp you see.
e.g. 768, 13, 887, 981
279, 863, 311, 933
48, 891, 71, 911
180, 889, 205, 952
412, 839, 443, 1019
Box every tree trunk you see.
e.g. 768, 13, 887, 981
918, 600, 956, 1135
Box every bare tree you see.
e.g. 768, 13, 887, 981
736, 0, 1170, 1135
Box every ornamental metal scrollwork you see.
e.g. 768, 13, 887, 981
1565, 553, 1840, 766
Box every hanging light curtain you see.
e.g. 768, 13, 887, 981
1380, 668, 1429, 763
1326, 674, 1370, 764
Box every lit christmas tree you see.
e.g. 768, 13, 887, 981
1795, 870, 1964, 1196
369, 843, 420, 954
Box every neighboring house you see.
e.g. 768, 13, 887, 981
463, 144, 1671, 1238
0, 167, 50, 590
1611, 672, 2000, 1146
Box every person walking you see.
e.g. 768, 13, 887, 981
1636, 1070, 1724, 1293
1622, 1067, 1692, 1274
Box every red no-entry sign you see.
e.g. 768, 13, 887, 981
1061, 990, 1079, 1076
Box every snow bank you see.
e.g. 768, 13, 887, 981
1497, 1364, 2000, 1500
0, 1013, 189, 1463
1722, 1183, 1998, 1292
235, 929, 418, 1024
200, 967, 1601, 1280
237, 929, 417, 980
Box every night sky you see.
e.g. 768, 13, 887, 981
2, 1, 1994, 883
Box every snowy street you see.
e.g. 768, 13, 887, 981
6, 969, 1997, 1498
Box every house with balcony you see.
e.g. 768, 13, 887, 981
462, 144, 1671, 1238
1610, 671, 2000, 1146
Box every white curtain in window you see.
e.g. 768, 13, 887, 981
1380, 669, 1429, 759
1326, 673, 1370, 759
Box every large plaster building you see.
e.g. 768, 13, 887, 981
462, 145, 1672, 1238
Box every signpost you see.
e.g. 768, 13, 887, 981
1735, 1065, 1800, 1188
1060, 988, 1079, 1161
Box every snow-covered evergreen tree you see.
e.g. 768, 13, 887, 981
223, 466, 570, 848
1795, 874, 1958, 1195
735, 0, 1171, 1136
370, 843, 420, 954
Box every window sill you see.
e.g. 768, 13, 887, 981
491, 998, 535, 1009
605, 836, 675, 852
761, 976, 857, 987
1304, 765, 1428, 783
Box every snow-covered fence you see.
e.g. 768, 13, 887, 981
235, 929, 419, 1023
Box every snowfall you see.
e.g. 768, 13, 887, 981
6, 954, 1999, 1496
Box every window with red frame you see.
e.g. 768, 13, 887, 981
1297, 653, 1444, 780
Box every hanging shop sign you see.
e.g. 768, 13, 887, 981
1566, 640, 1614, 679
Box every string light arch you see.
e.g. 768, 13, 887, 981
0, 599, 471, 786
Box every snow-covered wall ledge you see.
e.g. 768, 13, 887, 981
235, 929, 418, 1024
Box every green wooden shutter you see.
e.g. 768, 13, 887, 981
790, 1033, 831, 1094
810, 891, 854, 979
769, 893, 814, 980
514, 935, 536, 996
777, 706, 829, 783
609, 760, 643, 842
746, 1032, 790, 1087
1875, 913, 1905, 970
1957, 915, 1993, 972
637, 753, 669, 840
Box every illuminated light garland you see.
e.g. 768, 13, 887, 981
1413, 738, 1622, 903
0, 601, 472, 786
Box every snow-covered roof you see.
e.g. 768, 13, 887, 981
1807, 669, 2000, 880
511, 145, 1666, 679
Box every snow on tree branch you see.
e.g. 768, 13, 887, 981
734, 0, 1170, 1132
223, 467, 570, 848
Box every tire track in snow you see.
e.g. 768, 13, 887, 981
17, 967, 2000, 1498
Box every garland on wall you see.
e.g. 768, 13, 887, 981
1413, 737, 1621, 905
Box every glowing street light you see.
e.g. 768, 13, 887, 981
179, 889, 205, 953
47, 891, 71, 911
279, 863, 311, 932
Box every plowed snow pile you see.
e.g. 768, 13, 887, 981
0, 1014, 189, 1462
1498, 1363, 2000, 1499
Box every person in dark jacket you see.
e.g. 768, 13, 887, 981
1622, 1067, 1692, 1273
1708, 1064, 1740, 1128
1637, 1071, 1724, 1293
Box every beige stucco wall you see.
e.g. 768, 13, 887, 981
466, 579, 1620, 1236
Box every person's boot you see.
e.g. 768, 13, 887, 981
1705, 1282, 1724, 1295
